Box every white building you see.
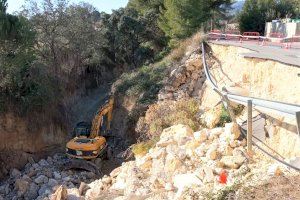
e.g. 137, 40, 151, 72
265, 19, 300, 38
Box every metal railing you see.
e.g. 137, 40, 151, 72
201, 42, 300, 135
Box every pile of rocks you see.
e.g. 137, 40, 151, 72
0, 154, 98, 200
158, 50, 206, 101
79, 123, 250, 199
1, 122, 295, 199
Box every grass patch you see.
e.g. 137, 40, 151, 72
131, 137, 159, 157
214, 180, 242, 200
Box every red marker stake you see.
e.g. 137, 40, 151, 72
219, 170, 227, 184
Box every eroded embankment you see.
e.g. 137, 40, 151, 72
0, 111, 67, 179
1, 39, 300, 200
201, 43, 300, 157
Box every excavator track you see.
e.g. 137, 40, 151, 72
62, 159, 102, 176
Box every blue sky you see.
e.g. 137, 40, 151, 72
7, 0, 129, 14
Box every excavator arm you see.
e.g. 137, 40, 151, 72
90, 96, 114, 138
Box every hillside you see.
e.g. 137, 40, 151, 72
1, 34, 300, 199
1, 0, 300, 199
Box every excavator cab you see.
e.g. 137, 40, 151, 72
73, 122, 91, 137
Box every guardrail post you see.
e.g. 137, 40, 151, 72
296, 111, 300, 136
247, 100, 253, 153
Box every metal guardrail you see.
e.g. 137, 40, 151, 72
201, 43, 300, 134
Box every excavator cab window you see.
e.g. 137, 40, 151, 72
73, 122, 91, 137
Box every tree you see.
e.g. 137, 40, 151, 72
238, 0, 299, 34
128, 0, 168, 51
158, 0, 232, 44
0, 0, 56, 113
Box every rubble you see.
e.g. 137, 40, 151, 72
0, 153, 100, 200
75, 123, 253, 199
158, 51, 205, 102
0, 122, 298, 200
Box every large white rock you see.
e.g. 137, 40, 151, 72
193, 130, 207, 143
110, 176, 126, 191
201, 105, 223, 128
224, 123, 241, 140
173, 173, 202, 198
202, 167, 214, 183
67, 188, 81, 200
38, 159, 49, 166
85, 180, 104, 199
53, 172, 61, 180
156, 137, 177, 147
220, 155, 245, 169
15, 179, 29, 196
11, 169, 21, 178
165, 183, 175, 191
209, 127, 223, 137
34, 175, 48, 185
160, 125, 193, 143
149, 147, 166, 160
110, 167, 121, 178
206, 146, 218, 160
48, 179, 59, 188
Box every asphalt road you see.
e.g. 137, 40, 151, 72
211, 40, 300, 67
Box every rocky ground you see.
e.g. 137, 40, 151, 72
0, 153, 123, 200
7, 123, 293, 200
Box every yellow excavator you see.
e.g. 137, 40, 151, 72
64, 96, 114, 174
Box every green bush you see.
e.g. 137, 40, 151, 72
216, 105, 232, 127
116, 61, 168, 105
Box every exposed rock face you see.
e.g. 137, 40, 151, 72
201, 44, 300, 158
158, 50, 205, 102
0, 112, 67, 179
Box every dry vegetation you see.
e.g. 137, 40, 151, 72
137, 98, 200, 138
166, 32, 205, 62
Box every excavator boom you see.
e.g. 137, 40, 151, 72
90, 96, 114, 138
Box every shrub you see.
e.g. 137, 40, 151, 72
144, 98, 200, 138
167, 32, 204, 62
116, 61, 168, 105
216, 105, 232, 127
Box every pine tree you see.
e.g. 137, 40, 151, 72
158, 0, 232, 42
